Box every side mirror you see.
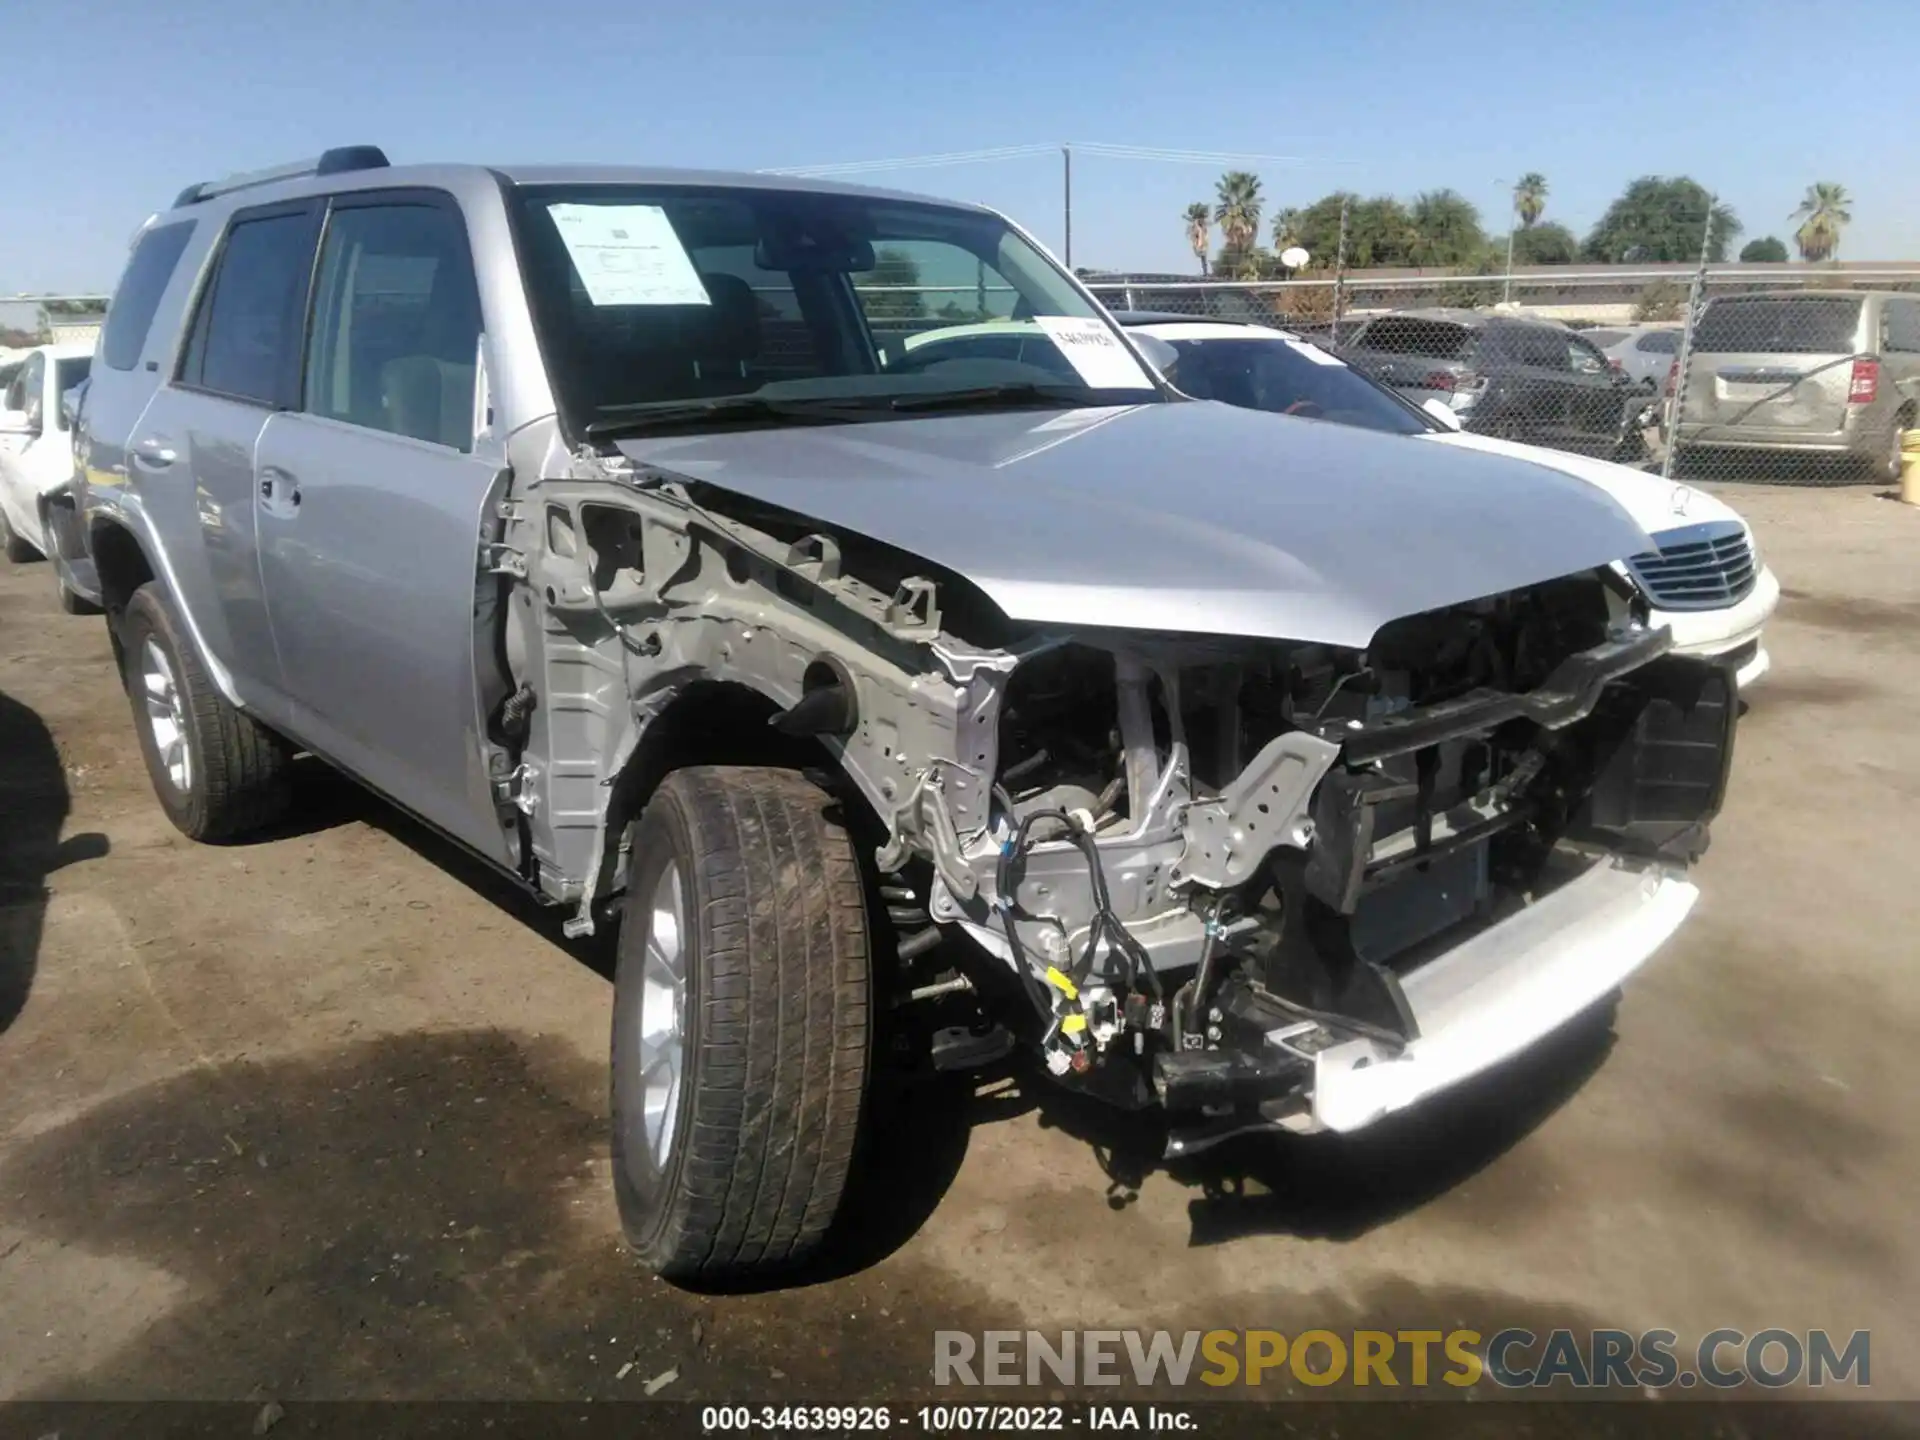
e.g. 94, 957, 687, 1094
1421, 397, 1464, 431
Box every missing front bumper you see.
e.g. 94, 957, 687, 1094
1160, 858, 1697, 1154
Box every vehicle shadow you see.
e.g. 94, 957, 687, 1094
1026, 993, 1619, 1247
273, 759, 619, 980
0, 689, 109, 1035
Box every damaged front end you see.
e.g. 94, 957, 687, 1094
498, 445, 1735, 1155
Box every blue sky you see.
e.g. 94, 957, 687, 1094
4, 0, 1915, 323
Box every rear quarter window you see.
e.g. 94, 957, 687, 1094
1693, 297, 1863, 355
100, 221, 196, 372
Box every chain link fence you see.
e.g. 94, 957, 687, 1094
1075, 267, 1920, 486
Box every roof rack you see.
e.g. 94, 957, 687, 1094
171, 146, 390, 210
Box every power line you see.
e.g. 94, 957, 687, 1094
762, 140, 1333, 179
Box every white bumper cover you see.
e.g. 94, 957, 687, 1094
1295, 860, 1698, 1133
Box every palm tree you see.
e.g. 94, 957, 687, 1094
1272, 208, 1303, 251
1183, 202, 1212, 275
1515, 173, 1548, 229
1213, 171, 1264, 259
1792, 182, 1852, 262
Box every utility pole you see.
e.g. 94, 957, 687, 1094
1496, 177, 1515, 305
1062, 145, 1073, 271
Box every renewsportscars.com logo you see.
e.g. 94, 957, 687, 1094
933, 1328, 1871, 1391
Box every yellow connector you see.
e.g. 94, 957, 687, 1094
1044, 966, 1079, 1000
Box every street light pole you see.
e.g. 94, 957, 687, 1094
1062, 145, 1073, 271
1498, 177, 1516, 305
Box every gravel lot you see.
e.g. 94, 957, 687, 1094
2, 483, 1917, 1423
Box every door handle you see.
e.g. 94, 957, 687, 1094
132, 435, 177, 469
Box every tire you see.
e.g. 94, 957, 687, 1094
118, 581, 293, 841
612, 765, 871, 1285
1870, 411, 1913, 484
56, 575, 101, 614
0, 507, 38, 563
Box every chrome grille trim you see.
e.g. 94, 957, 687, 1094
1626, 520, 1757, 611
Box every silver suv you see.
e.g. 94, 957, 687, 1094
65, 149, 1737, 1285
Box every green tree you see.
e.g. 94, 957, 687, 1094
1740, 236, 1789, 263
1294, 193, 1418, 269
1183, 202, 1212, 276
1508, 222, 1579, 266
1408, 189, 1487, 267
40, 298, 107, 317
1514, 173, 1549, 228
1271, 207, 1303, 252
1792, 183, 1851, 262
1583, 177, 1740, 263
862, 248, 927, 320
1213, 171, 1264, 265
1633, 280, 1688, 322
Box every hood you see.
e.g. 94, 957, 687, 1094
616, 402, 1656, 650
1419, 430, 1745, 539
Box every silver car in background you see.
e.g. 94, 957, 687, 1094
1666, 290, 1920, 481
1589, 325, 1682, 391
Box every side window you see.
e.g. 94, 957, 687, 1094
100, 221, 196, 372
303, 201, 481, 450
1882, 300, 1920, 354
1638, 330, 1679, 354
852, 239, 1020, 334
180, 209, 317, 406
1566, 337, 1608, 375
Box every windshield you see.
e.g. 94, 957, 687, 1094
1164, 334, 1433, 435
507, 184, 1166, 438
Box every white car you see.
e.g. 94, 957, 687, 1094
0, 341, 93, 563
1117, 316, 1777, 688
1586, 324, 1683, 391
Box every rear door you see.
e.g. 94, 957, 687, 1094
76, 218, 200, 560
1682, 295, 1863, 437
253, 190, 508, 860
1564, 332, 1632, 448
137, 200, 322, 730
1484, 323, 1577, 446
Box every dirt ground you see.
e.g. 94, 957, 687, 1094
2, 482, 1917, 1422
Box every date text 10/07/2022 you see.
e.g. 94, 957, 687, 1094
700, 1406, 1195, 1432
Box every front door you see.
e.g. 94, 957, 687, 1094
254, 192, 508, 861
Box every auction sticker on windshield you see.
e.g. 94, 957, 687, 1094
1036, 316, 1155, 389
547, 204, 712, 307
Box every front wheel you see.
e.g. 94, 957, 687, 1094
612, 765, 872, 1285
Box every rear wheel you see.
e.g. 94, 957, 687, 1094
0, 508, 38, 563
118, 582, 293, 841
1871, 411, 1913, 483
612, 765, 871, 1285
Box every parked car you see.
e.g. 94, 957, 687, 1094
1339, 309, 1644, 458
0, 342, 93, 573
1588, 325, 1682, 390
1117, 315, 1776, 688
1665, 290, 1920, 481
67, 148, 1737, 1286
